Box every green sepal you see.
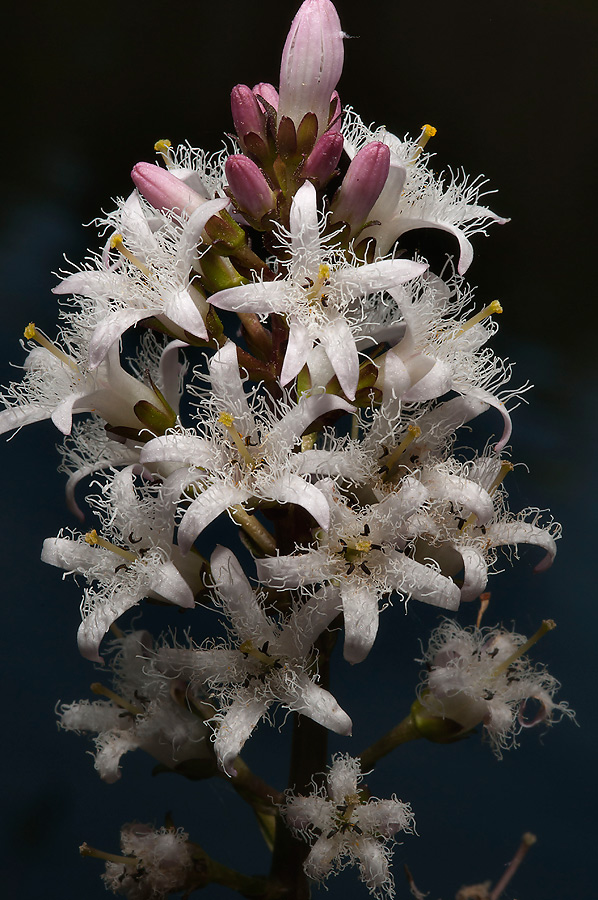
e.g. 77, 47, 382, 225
296, 112, 318, 155
204, 210, 248, 254
277, 115, 297, 159
410, 698, 472, 744
134, 400, 176, 435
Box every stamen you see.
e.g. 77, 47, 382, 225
217, 412, 255, 466
455, 300, 503, 337
110, 234, 151, 277
491, 619, 556, 678
381, 425, 421, 480
24, 323, 79, 372
85, 529, 138, 563
154, 138, 174, 167
90, 682, 143, 716
412, 124, 437, 159
488, 460, 513, 494
80, 842, 139, 867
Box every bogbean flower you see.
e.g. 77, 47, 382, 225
53, 188, 229, 369
415, 619, 574, 754
342, 109, 508, 273
257, 478, 461, 664
283, 753, 415, 898
101, 823, 194, 898
42, 467, 200, 661
59, 631, 212, 782
207, 181, 427, 399
154, 546, 351, 776
140, 340, 358, 553
0, 323, 175, 438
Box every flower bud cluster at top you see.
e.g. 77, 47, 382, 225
1, 1, 570, 899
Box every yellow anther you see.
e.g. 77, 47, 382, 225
318, 263, 331, 282
455, 300, 503, 337
218, 411, 235, 428
154, 138, 173, 167
491, 620, 556, 678
354, 539, 372, 553
411, 124, 438, 160
110, 233, 151, 277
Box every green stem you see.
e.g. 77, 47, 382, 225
358, 714, 421, 771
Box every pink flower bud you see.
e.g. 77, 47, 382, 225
131, 163, 204, 216
231, 84, 267, 143
331, 142, 391, 233
252, 82, 279, 113
302, 131, 344, 187
225, 155, 275, 222
278, 0, 344, 136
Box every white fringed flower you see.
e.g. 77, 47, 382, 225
207, 181, 427, 399
42, 467, 199, 661
140, 340, 357, 553
342, 109, 508, 273
154, 546, 351, 776
283, 753, 415, 898
257, 478, 461, 664
59, 631, 212, 782
416, 619, 574, 755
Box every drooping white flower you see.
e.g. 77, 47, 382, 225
257, 478, 461, 664
153, 546, 351, 776
342, 110, 508, 273
59, 631, 212, 782
415, 619, 574, 755
206, 181, 427, 399
42, 467, 200, 661
283, 753, 415, 898
140, 340, 358, 553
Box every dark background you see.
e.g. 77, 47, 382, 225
1, 1, 596, 897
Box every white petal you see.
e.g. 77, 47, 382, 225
280, 320, 313, 386
158, 340, 189, 411
289, 180, 321, 278
210, 545, 273, 640
95, 733, 140, 783
150, 561, 195, 608
77, 589, 144, 663
0, 403, 49, 435
463, 386, 512, 452
271, 474, 330, 529
377, 476, 428, 521
209, 280, 288, 314
279, 674, 352, 735
486, 522, 557, 572
402, 357, 453, 402
354, 837, 391, 890
51, 392, 90, 435
319, 318, 359, 400
214, 697, 267, 776
89, 308, 159, 369
457, 546, 489, 602
386, 551, 461, 610
423, 471, 495, 525
209, 341, 254, 433
333, 258, 427, 294
342, 583, 380, 664
141, 434, 217, 469
178, 198, 229, 269
266, 392, 354, 451
289, 586, 342, 655
177, 482, 250, 554
162, 288, 208, 339
256, 552, 335, 589
327, 754, 360, 801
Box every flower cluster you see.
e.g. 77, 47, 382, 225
3, 1, 571, 898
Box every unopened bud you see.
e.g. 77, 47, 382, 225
331, 141, 391, 233
252, 82, 279, 113
131, 163, 204, 217
225, 155, 276, 223
231, 84, 267, 145
302, 130, 344, 188
278, 0, 344, 136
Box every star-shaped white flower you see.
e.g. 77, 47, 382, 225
206, 181, 427, 399
283, 753, 415, 899
257, 478, 461, 664
140, 340, 357, 553
42, 467, 199, 661
154, 546, 351, 775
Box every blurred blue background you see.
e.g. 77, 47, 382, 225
1, 1, 596, 897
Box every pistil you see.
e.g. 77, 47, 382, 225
411, 124, 437, 160
381, 425, 421, 481
154, 138, 174, 167
84, 529, 139, 563
217, 412, 256, 466
90, 682, 143, 716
